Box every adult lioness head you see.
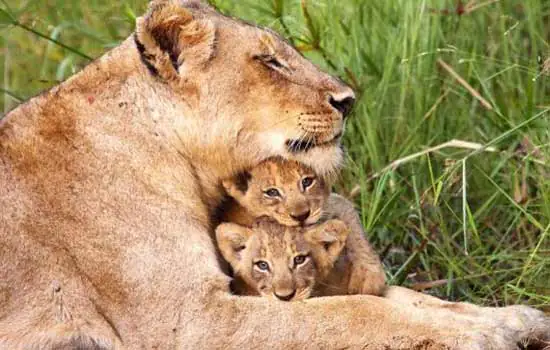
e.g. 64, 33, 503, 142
135, 0, 355, 177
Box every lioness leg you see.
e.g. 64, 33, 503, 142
325, 193, 386, 295
0, 239, 123, 349
385, 286, 478, 312
0, 277, 123, 350
385, 285, 550, 345
180, 289, 550, 349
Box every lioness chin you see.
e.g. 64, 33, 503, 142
0, 0, 548, 349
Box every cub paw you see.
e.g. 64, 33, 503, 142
348, 264, 386, 296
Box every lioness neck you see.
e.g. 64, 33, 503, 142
55, 37, 256, 213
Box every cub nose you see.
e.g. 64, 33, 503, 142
328, 91, 356, 119
274, 290, 296, 301
290, 210, 310, 223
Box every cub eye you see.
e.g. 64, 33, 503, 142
301, 177, 315, 190
293, 255, 308, 267
264, 188, 281, 198
255, 261, 270, 271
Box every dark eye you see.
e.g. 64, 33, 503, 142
301, 177, 315, 190
293, 255, 308, 267
264, 56, 284, 69
255, 261, 270, 271
254, 54, 286, 70
264, 188, 281, 198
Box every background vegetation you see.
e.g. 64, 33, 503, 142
1, 0, 549, 309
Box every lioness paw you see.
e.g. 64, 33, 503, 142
445, 305, 550, 349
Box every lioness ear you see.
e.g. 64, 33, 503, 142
305, 219, 349, 263
135, 0, 216, 80
215, 223, 253, 267
222, 171, 252, 200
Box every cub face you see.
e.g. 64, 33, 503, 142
222, 157, 330, 226
216, 218, 349, 301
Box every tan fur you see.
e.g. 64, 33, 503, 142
221, 157, 329, 227
221, 157, 387, 296
0, 0, 548, 349
324, 193, 388, 296
216, 218, 349, 300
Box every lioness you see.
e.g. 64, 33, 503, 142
216, 218, 349, 300
220, 156, 386, 296
1, 0, 548, 349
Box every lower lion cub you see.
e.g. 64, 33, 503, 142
217, 157, 386, 299
216, 218, 349, 300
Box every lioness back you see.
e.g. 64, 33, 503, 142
215, 218, 349, 300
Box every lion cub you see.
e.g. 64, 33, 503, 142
216, 218, 350, 300
221, 157, 329, 228
219, 157, 386, 297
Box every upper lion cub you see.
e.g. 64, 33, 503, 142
219, 157, 386, 297
221, 156, 329, 227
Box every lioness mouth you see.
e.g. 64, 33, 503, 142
286, 132, 342, 153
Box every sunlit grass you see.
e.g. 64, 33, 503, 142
1, 0, 549, 308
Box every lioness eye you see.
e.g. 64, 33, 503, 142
254, 54, 288, 72
255, 261, 270, 271
301, 177, 315, 190
265, 56, 284, 69
293, 255, 308, 267
264, 188, 281, 198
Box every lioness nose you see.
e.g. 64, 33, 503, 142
329, 91, 355, 119
274, 290, 296, 301
291, 210, 310, 223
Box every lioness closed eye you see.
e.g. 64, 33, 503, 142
216, 218, 349, 301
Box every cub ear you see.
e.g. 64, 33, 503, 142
135, 0, 216, 80
222, 171, 252, 200
305, 219, 350, 263
215, 223, 254, 267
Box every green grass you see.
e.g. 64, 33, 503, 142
1, 0, 549, 309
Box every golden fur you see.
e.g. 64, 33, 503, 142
216, 218, 349, 301
221, 157, 387, 296
0, 0, 548, 349
222, 157, 329, 227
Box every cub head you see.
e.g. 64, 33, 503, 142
222, 157, 330, 226
216, 218, 349, 301
135, 0, 355, 176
